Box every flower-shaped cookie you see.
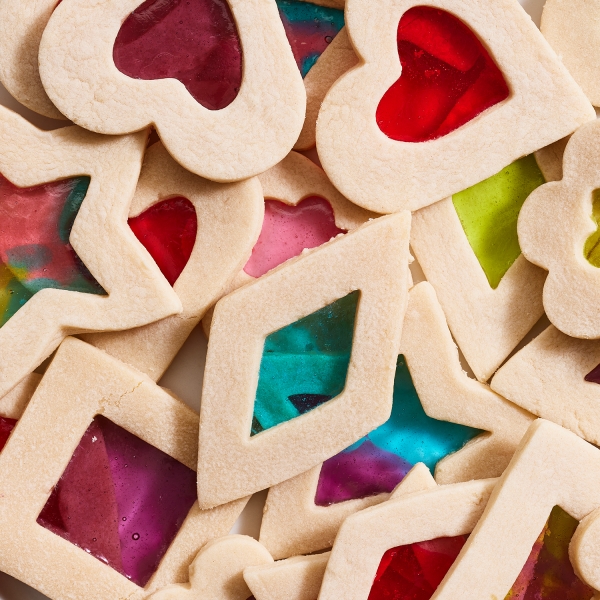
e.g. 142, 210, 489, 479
38, 0, 306, 182
0, 107, 182, 399
316, 0, 594, 214
433, 420, 600, 599
197, 212, 411, 508
82, 141, 264, 381
149, 536, 273, 600
0, 337, 248, 600
258, 282, 533, 559
518, 119, 600, 338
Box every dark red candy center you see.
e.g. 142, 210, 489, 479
376, 6, 509, 143
113, 0, 243, 111
128, 196, 197, 286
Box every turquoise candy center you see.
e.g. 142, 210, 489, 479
251, 291, 358, 435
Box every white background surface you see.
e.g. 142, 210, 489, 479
0, 0, 547, 596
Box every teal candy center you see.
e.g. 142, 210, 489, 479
251, 291, 358, 435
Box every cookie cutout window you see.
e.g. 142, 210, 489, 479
244, 197, 346, 278
37, 415, 197, 587
113, 0, 243, 111
0, 174, 105, 327
584, 189, 600, 268
368, 507, 590, 600
452, 155, 546, 289
376, 6, 509, 143
369, 535, 467, 600
585, 362, 600, 385
276, 0, 345, 77
128, 196, 198, 286
315, 356, 481, 506
0, 417, 16, 452
251, 290, 358, 435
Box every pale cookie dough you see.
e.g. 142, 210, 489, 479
0, 373, 41, 419
247, 465, 435, 599
318, 478, 497, 600
518, 120, 600, 339
0, 0, 65, 119
295, 27, 358, 151
82, 141, 264, 381
197, 212, 411, 509
433, 420, 600, 600
316, 0, 594, 214
202, 150, 373, 337
491, 325, 600, 447
148, 536, 273, 600
534, 137, 569, 182
0, 337, 248, 600
541, 0, 600, 107
411, 194, 546, 383
258, 283, 532, 559
0, 107, 182, 399
38, 0, 306, 182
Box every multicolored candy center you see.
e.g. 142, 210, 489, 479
276, 0, 345, 78
0, 174, 104, 328
315, 356, 481, 506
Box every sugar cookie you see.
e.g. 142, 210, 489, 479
316, 0, 594, 214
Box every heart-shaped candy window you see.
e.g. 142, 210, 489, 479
376, 6, 510, 143
113, 0, 242, 111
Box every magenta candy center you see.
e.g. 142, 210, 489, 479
244, 196, 346, 278
37, 415, 197, 587
113, 0, 243, 111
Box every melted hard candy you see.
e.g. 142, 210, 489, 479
251, 291, 358, 435
584, 189, 600, 268
113, 0, 242, 111
128, 196, 197, 286
452, 155, 546, 289
315, 356, 481, 506
376, 6, 509, 143
244, 197, 346, 279
276, 0, 344, 77
506, 506, 593, 599
585, 362, 600, 385
37, 416, 197, 587
0, 174, 104, 328
368, 536, 468, 600
0, 417, 16, 452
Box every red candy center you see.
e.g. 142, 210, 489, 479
368, 536, 467, 600
376, 6, 509, 143
128, 196, 197, 286
113, 0, 243, 111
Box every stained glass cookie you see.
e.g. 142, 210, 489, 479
38, 0, 306, 182
518, 119, 600, 339
197, 212, 411, 508
316, 0, 594, 213
82, 141, 264, 381
258, 282, 533, 559
0, 337, 247, 600
0, 107, 181, 399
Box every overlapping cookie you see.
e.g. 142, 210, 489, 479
316, 0, 594, 213
431, 420, 599, 599
202, 150, 373, 336
38, 0, 306, 182
0, 337, 248, 600
82, 141, 264, 381
411, 152, 548, 381
258, 282, 532, 558
518, 119, 600, 339
0, 107, 181, 399
197, 212, 411, 508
